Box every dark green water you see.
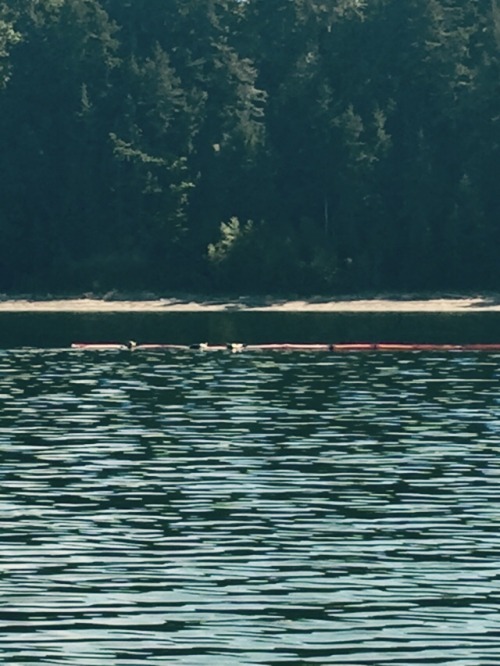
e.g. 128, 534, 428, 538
1, 309, 500, 347
1, 342, 500, 665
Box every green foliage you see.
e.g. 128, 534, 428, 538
0, 0, 499, 293
0, 6, 21, 87
207, 217, 254, 264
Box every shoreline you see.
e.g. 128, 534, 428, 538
0, 294, 499, 312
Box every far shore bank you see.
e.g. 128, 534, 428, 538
1, 294, 500, 313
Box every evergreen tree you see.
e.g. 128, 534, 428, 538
0, 0, 120, 289
0, 0, 499, 293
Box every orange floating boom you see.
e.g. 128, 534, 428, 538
71, 342, 500, 352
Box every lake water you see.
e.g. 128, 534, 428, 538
1, 309, 500, 347
1, 313, 500, 665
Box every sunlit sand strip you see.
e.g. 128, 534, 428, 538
0, 295, 497, 312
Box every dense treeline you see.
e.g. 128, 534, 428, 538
1, 0, 499, 294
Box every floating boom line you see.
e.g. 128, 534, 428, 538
70, 342, 500, 352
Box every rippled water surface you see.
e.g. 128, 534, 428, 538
2, 348, 500, 665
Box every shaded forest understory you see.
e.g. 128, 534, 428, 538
1, 0, 500, 294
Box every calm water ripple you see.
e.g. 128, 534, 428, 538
1, 349, 500, 664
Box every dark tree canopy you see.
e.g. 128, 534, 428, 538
0, 0, 499, 294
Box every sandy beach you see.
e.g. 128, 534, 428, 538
0, 294, 499, 312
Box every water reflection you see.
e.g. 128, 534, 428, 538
1, 350, 500, 664
1, 309, 500, 347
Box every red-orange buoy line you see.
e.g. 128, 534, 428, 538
70, 342, 500, 352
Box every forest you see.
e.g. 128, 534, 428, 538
0, 0, 499, 295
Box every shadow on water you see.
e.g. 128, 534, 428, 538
1, 310, 500, 348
